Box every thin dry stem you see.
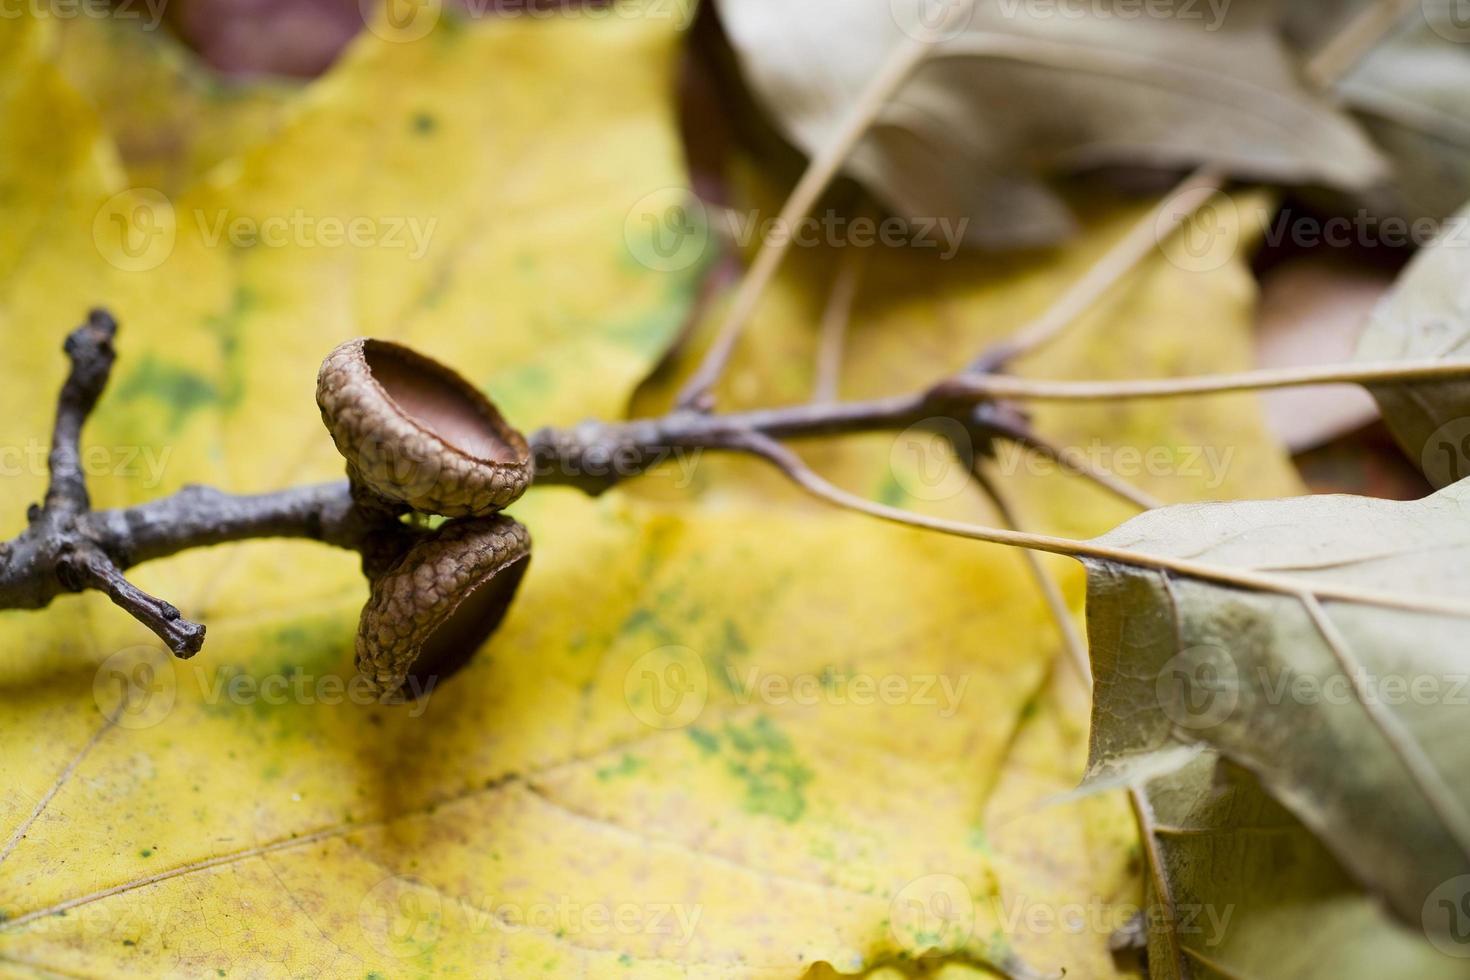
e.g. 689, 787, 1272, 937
972, 167, 1225, 372
938, 359, 1470, 403
674, 1, 972, 410
1005, 429, 1164, 510
812, 241, 866, 404
970, 462, 1091, 684
1302, 0, 1419, 89
731, 432, 1470, 618
1300, 593, 1470, 865
1127, 784, 1187, 977
975, 0, 1413, 373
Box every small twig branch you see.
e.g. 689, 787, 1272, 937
935, 359, 1470, 403
12, 312, 212, 655
971, 166, 1225, 373
45, 309, 117, 516
727, 431, 1470, 617
1302, 0, 1419, 89
811, 242, 865, 404
0, 329, 1028, 646
1003, 429, 1163, 510
974, 0, 1413, 374
69, 550, 205, 657
673, 0, 972, 411
10, 302, 1467, 655
969, 461, 1091, 684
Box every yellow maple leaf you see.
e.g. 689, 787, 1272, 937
0, 8, 1298, 978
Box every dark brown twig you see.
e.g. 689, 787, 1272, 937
0, 319, 1026, 652
68, 549, 205, 657
10, 297, 1468, 656
45, 309, 117, 515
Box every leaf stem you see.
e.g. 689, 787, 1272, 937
972, 166, 1224, 372
674, 1, 971, 410
937, 359, 1470, 403
811, 235, 865, 404
969, 462, 1091, 684
733, 432, 1470, 618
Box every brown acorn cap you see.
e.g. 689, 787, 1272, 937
356, 515, 531, 700
317, 338, 532, 517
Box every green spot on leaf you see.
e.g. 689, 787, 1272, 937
717, 717, 812, 823
115, 355, 220, 433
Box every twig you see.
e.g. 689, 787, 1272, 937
1002, 429, 1163, 511
811, 242, 866, 404
1126, 784, 1187, 978
45, 309, 117, 516
69, 550, 205, 657
19, 311, 212, 655
728, 432, 1470, 617
936, 359, 1470, 403
673, 1, 972, 410
972, 0, 1414, 373
1302, 0, 1419, 90
969, 462, 1091, 684
9, 306, 1466, 654
971, 167, 1225, 372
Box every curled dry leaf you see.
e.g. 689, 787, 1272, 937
1286, 0, 1470, 224
317, 338, 533, 517
713, 0, 1384, 247
1134, 750, 1465, 979
1083, 479, 1470, 938
356, 514, 531, 699
1355, 202, 1470, 487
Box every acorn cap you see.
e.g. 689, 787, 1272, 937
356, 515, 531, 699
317, 338, 532, 517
